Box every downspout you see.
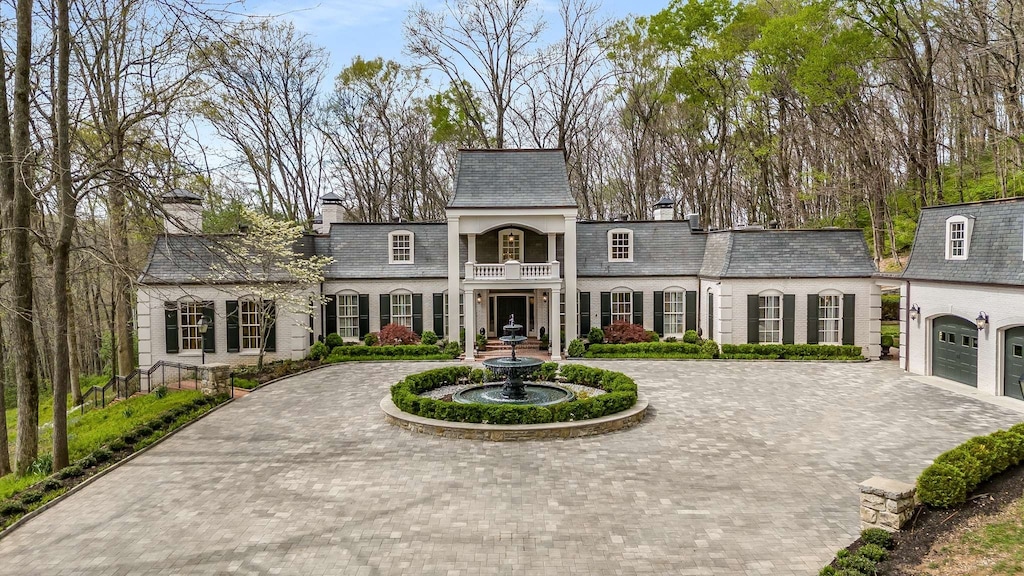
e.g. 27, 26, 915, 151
696, 277, 702, 338
904, 280, 910, 373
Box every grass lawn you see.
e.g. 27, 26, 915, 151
0, 389, 204, 500
919, 497, 1024, 575
5, 374, 109, 454
882, 321, 901, 347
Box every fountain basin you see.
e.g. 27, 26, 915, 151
453, 383, 575, 406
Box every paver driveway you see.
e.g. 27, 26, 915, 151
0, 360, 1021, 576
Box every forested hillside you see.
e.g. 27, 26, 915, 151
0, 0, 1021, 474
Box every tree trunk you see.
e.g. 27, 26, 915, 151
11, 0, 39, 475
68, 296, 83, 406
0, 321, 11, 476
51, 0, 73, 471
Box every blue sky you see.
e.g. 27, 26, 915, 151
244, 0, 669, 82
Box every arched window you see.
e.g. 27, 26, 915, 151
608, 228, 633, 262
663, 288, 686, 335
389, 230, 414, 264
499, 228, 523, 262
758, 290, 783, 344
817, 290, 843, 344
336, 291, 360, 339
390, 290, 413, 328
945, 215, 972, 260
611, 288, 632, 324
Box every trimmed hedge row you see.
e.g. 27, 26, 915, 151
585, 342, 703, 358
720, 344, 863, 359
917, 423, 1024, 508
390, 364, 638, 425
325, 344, 456, 362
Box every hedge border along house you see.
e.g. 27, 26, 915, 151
137, 149, 881, 372
900, 197, 1024, 402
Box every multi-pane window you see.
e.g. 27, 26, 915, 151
611, 291, 632, 324
337, 293, 359, 339
818, 295, 841, 344
390, 232, 412, 263
391, 292, 413, 328
663, 291, 686, 334
443, 292, 465, 333
949, 221, 965, 257
240, 300, 261, 350
758, 295, 782, 344
610, 231, 631, 261
179, 302, 203, 351
501, 229, 522, 262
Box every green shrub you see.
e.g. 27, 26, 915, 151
326, 344, 446, 362
1010, 422, 1024, 437
232, 377, 259, 390
881, 294, 900, 321
475, 333, 488, 351
935, 447, 986, 490
363, 332, 379, 347
720, 343, 863, 359
963, 436, 1001, 478
325, 333, 344, 350
19, 491, 43, 505
818, 567, 837, 576
881, 334, 894, 348
308, 340, 329, 361
56, 465, 83, 480
568, 339, 586, 358
108, 438, 127, 452
917, 462, 968, 508
835, 553, 876, 573
40, 478, 62, 492
683, 330, 699, 344
860, 527, 894, 550
470, 368, 487, 383
700, 339, 720, 359
530, 362, 558, 382
92, 448, 113, 464
29, 454, 53, 476
443, 341, 462, 358
153, 385, 169, 399
421, 331, 438, 345
585, 342, 703, 358
0, 501, 27, 517
587, 327, 604, 344
646, 330, 660, 342
989, 430, 1024, 470
856, 543, 887, 562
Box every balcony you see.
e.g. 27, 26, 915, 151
465, 260, 560, 281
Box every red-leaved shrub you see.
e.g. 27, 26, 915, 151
377, 323, 420, 345
603, 321, 648, 344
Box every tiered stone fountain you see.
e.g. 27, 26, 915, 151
453, 315, 573, 406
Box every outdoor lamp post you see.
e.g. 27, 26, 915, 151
198, 317, 209, 364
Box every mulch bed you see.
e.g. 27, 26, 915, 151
872, 463, 1024, 575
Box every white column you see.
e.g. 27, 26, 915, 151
468, 233, 477, 263
447, 217, 461, 344
547, 233, 556, 262
550, 288, 562, 360
464, 288, 476, 361
563, 216, 578, 345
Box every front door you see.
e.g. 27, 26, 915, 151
932, 315, 978, 387
1004, 327, 1024, 400
496, 296, 528, 334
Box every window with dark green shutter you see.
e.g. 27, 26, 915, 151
433, 293, 445, 337
226, 300, 240, 352
653, 291, 664, 335
324, 295, 337, 336
412, 293, 423, 335
842, 294, 856, 345
782, 294, 795, 345
707, 292, 714, 337
747, 295, 760, 344
685, 291, 697, 332
806, 294, 819, 345
358, 294, 370, 338
202, 302, 215, 353
579, 292, 591, 334
380, 294, 391, 328
164, 302, 179, 354
600, 292, 611, 329
632, 291, 643, 326
263, 301, 277, 352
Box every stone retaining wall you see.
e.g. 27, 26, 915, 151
859, 476, 916, 532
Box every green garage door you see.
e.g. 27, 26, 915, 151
932, 315, 978, 387
1005, 327, 1024, 400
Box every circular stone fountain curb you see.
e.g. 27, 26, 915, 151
380, 394, 648, 441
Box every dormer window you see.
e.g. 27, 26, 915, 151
389, 230, 414, 264
608, 228, 633, 262
500, 228, 523, 262
945, 215, 973, 261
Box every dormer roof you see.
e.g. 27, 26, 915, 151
448, 149, 576, 209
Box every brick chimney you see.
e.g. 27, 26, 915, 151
315, 192, 344, 233
161, 189, 203, 235
653, 196, 675, 221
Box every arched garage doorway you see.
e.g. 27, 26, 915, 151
932, 315, 978, 387
1005, 326, 1024, 400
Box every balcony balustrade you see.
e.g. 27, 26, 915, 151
464, 260, 560, 281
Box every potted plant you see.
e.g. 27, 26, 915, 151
880, 334, 894, 359
475, 332, 488, 352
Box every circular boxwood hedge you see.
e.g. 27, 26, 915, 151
390, 364, 637, 425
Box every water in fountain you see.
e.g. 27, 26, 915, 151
452, 315, 574, 406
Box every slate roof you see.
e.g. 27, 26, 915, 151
577, 221, 707, 277
698, 229, 876, 278
140, 234, 311, 284
448, 149, 577, 209
318, 222, 456, 280
902, 198, 1024, 286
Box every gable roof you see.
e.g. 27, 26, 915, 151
699, 229, 876, 278
902, 198, 1024, 286
576, 221, 707, 277
447, 149, 577, 209
139, 234, 315, 284
318, 222, 457, 280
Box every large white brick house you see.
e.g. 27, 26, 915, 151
137, 149, 881, 369
900, 198, 1024, 400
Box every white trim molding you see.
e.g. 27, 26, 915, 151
607, 228, 634, 262
388, 230, 415, 264
944, 215, 974, 261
